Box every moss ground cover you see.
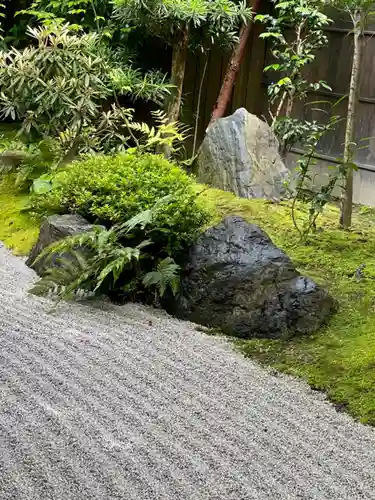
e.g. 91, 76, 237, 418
0, 175, 39, 255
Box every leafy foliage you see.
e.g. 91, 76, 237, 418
0, 136, 62, 189
31, 152, 211, 254
30, 198, 183, 302
0, 25, 109, 135
142, 256, 180, 298
19, 0, 115, 34
129, 109, 189, 154
110, 68, 173, 106
113, 0, 252, 49
0, 24, 171, 150
335, 0, 375, 18
257, 0, 332, 154
287, 106, 347, 239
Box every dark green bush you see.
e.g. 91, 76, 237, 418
32, 152, 211, 254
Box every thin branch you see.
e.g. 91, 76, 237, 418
90, 0, 101, 32
192, 53, 208, 158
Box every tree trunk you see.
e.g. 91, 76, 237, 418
340, 11, 364, 229
165, 26, 189, 123
209, 0, 261, 126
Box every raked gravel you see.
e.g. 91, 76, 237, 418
1, 242, 375, 500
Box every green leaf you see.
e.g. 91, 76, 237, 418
32, 177, 52, 194
264, 63, 281, 72
259, 32, 284, 39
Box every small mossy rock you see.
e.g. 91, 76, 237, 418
26, 214, 96, 276
166, 216, 335, 339
0, 150, 30, 169
196, 108, 288, 200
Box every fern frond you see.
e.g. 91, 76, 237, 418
128, 121, 152, 135
33, 226, 105, 265
30, 250, 93, 301
143, 257, 180, 297
95, 246, 141, 290
151, 109, 168, 126
116, 194, 174, 235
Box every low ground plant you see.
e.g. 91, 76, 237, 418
31, 197, 183, 302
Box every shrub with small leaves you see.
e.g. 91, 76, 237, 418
31, 152, 211, 255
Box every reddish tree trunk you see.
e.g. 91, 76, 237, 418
209, 0, 261, 126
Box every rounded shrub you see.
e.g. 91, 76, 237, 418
32, 152, 211, 254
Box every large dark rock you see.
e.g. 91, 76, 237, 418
196, 108, 289, 200
27, 214, 96, 276
167, 216, 335, 339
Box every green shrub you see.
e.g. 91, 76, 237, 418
0, 136, 61, 190
32, 152, 211, 254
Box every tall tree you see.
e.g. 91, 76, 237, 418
337, 0, 374, 229
113, 0, 252, 123
209, 0, 259, 125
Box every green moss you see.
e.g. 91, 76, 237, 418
201, 188, 375, 425
0, 176, 39, 255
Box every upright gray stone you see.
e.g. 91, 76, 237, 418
26, 214, 96, 276
165, 216, 335, 339
196, 108, 288, 199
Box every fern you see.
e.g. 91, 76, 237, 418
30, 250, 94, 300
30, 196, 181, 302
143, 257, 180, 297
128, 110, 189, 155
94, 245, 142, 290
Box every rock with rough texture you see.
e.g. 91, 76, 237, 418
167, 216, 335, 339
26, 214, 96, 275
196, 108, 288, 199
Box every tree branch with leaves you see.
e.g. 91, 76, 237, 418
257, 0, 332, 156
